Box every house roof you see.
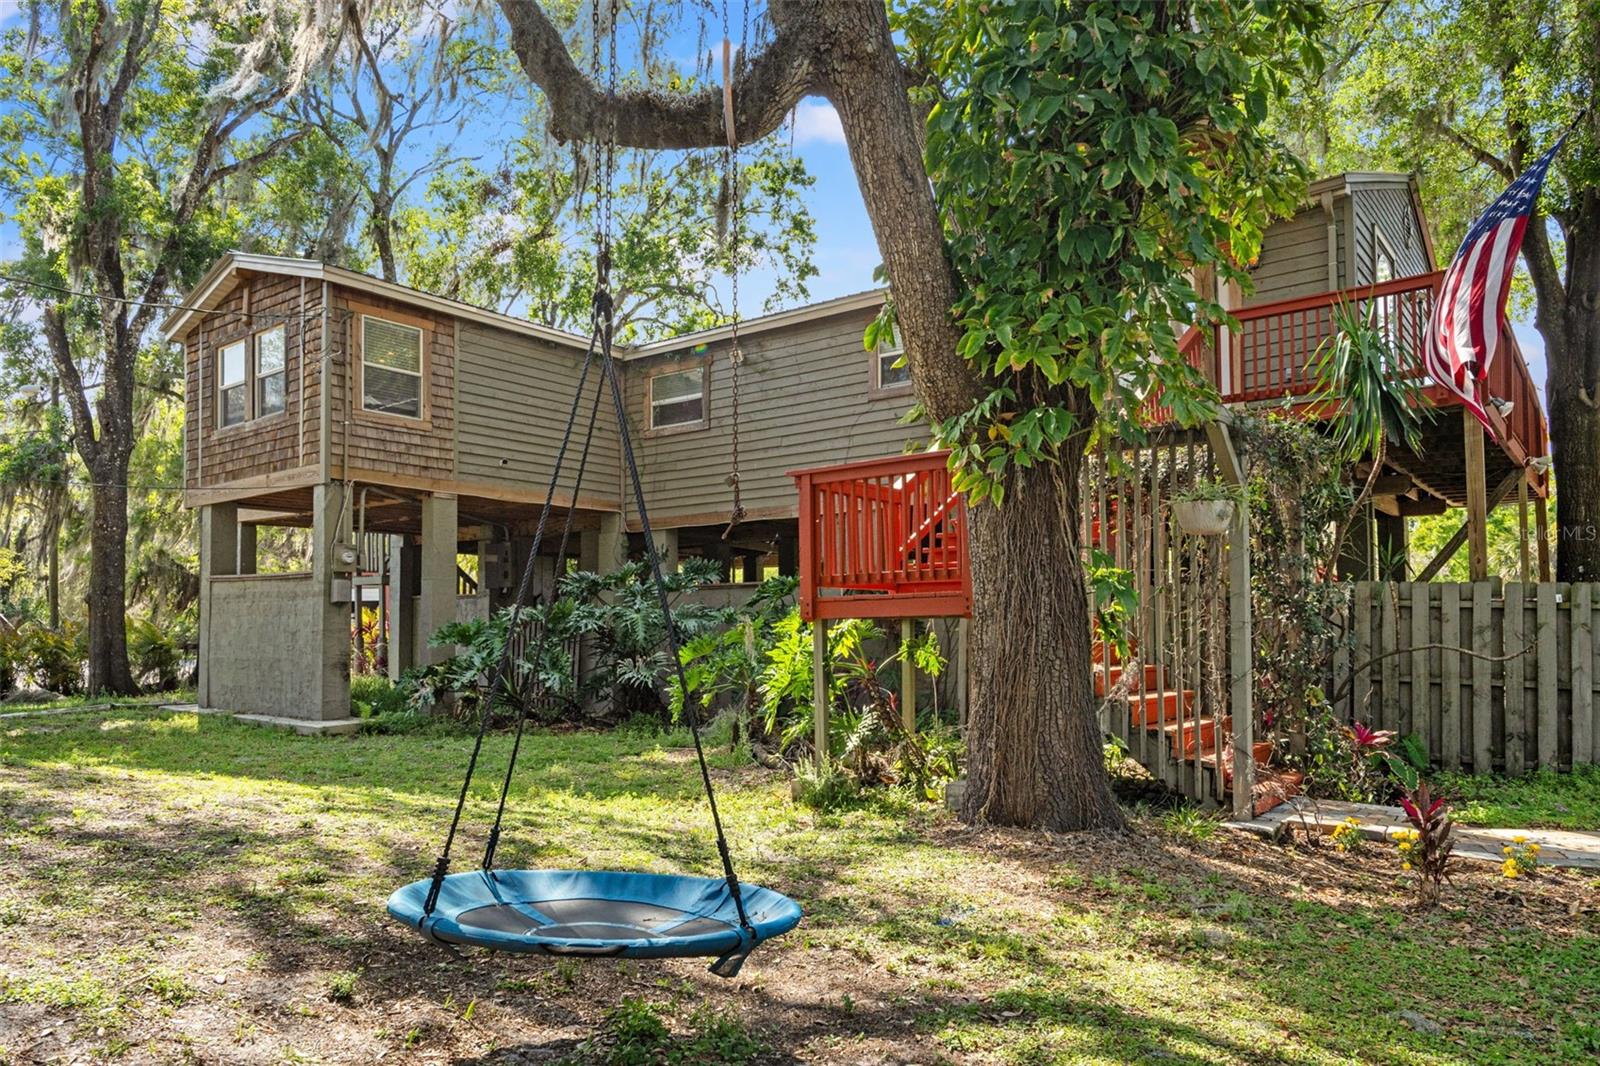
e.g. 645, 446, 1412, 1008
159, 253, 595, 349
1308, 171, 1420, 197
161, 252, 887, 356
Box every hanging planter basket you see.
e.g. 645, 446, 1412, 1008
1173, 499, 1235, 536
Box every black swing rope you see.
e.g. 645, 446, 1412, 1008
422, 0, 752, 941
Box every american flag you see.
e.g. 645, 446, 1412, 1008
1424, 133, 1568, 438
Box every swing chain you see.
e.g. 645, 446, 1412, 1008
721, 2, 747, 538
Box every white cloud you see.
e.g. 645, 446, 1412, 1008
792, 99, 845, 147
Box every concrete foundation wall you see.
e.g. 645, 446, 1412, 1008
204, 573, 348, 719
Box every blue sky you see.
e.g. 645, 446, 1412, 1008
0, 2, 1548, 405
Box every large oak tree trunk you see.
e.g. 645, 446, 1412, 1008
960, 447, 1125, 830
1546, 284, 1600, 582
498, 0, 1128, 830
86, 457, 137, 695
816, 4, 1123, 831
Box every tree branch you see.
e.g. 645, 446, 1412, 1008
497, 0, 818, 149
1430, 117, 1515, 182
41, 307, 99, 466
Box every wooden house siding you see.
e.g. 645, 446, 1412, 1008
455, 321, 623, 507
183, 273, 321, 489
1351, 185, 1432, 281
1244, 207, 1338, 306
327, 285, 456, 482
627, 309, 923, 527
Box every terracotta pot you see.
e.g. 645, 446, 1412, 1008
1173, 499, 1234, 536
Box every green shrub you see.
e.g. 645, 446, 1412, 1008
0, 627, 24, 693
350, 674, 408, 718
127, 617, 187, 690
23, 622, 85, 695
791, 756, 862, 812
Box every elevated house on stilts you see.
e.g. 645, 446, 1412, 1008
168, 172, 1550, 806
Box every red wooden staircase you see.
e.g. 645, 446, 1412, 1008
1094, 641, 1301, 816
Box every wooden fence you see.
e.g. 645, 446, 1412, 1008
1345, 581, 1600, 774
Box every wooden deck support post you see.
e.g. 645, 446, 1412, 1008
956, 618, 970, 730
812, 619, 829, 763
418, 492, 459, 667
900, 618, 916, 733
1518, 476, 1531, 584
1536, 489, 1552, 582
1464, 410, 1490, 582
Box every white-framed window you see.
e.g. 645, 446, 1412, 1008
218, 339, 248, 427
255, 326, 286, 417
1373, 225, 1396, 284
876, 324, 910, 389
360, 315, 424, 419
649, 366, 706, 429
1373, 226, 1398, 345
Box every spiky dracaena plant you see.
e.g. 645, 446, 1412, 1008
1394, 775, 1455, 908
1311, 298, 1432, 566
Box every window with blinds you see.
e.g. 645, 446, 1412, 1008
361, 316, 423, 418
649, 366, 706, 429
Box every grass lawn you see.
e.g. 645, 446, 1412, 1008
1437, 765, 1600, 832
1, 707, 1597, 1064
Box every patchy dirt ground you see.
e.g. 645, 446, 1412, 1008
1, 708, 1597, 1065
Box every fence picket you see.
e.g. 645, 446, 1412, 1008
1410, 584, 1430, 748
1440, 583, 1461, 772
1471, 581, 1494, 774
1380, 587, 1400, 733
1504, 583, 1526, 776
1537, 583, 1559, 768
1577, 584, 1594, 766
1353, 582, 1373, 722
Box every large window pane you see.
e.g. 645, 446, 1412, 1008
364, 364, 421, 418
256, 326, 285, 374
220, 340, 246, 387
363, 317, 422, 372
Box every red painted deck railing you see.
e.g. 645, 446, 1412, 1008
1148, 271, 1548, 470
790, 451, 973, 622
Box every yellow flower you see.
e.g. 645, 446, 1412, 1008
1528, 843, 1541, 853
1401, 862, 1412, 871
1513, 835, 1527, 844
1503, 845, 1514, 855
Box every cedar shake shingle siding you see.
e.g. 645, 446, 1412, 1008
327, 285, 456, 481
184, 273, 321, 489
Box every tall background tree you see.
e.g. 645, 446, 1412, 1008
1278, 0, 1600, 580
490, 0, 1319, 829
0, 0, 816, 690
0, 0, 350, 692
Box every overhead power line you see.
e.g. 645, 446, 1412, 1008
0, 271, 333, 325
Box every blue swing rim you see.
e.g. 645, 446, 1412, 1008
387, 868, 803, 962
